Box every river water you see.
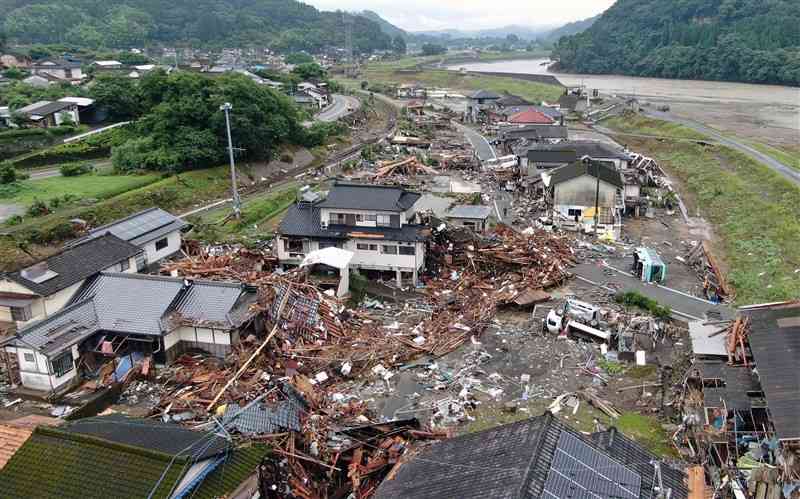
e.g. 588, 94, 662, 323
450, 58, 800, 145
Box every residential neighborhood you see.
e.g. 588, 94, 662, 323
0, 1, 798, 498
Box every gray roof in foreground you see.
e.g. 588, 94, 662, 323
531, 140, 631, 160
7, 273, 257, 355
447, 205, 493, 220
69, 207, 188, 248
374, 412, 687, 499
6, 234, 141, 296
548, 161, 624, 189
316, 182, 421, 212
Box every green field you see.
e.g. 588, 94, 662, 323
0, 172, 161, 206
606, 115, 800, 304
603, 114, 707, 140
742, 140, 800, 172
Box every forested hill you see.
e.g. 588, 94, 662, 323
0, 0, 392, 53
552, 0, 800, 86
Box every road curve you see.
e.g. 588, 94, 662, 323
317, 94, 361, 122
643, 109, 800, 187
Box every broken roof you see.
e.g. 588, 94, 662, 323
526, 149, 578, 164
496, 94, 531, 107
5, 273, 257, 355
446, 204, 493, 220
316, 182, 421, 212
69, 207, 188, 248
741, 301, 800, 440
5, 234, 141, 296
547, 161, 624, 189
16, 100, 74, 117
508, 109, 555, 125
374, 413, 687, 499
500, 124, 568, 141
468, 89, 501, 100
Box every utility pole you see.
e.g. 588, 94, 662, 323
592, 158, 600, 236
220, 103, 241, 219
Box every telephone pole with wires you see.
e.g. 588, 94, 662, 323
220, 102, 241, 219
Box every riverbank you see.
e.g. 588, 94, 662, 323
602, 114, 800, 304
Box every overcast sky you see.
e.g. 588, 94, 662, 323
301, 0, 616, 31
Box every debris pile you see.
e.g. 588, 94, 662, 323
374, 156, 439, 178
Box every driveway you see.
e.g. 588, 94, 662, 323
317, 94, 361, 122
453, 122, 496, 161
643, 109, 800, 187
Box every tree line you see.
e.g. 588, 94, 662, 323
553, 0, 800, 86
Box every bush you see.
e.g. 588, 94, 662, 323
0, 163, 20, 184
27, 198, 50, 217
59, 162, 93, 177
614, 291, 672, 320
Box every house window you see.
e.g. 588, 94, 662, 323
381, 245, 398, 255
567, 209, 582, 218
329, 213, 346, 225
11, 305, 32, 322
356, 243, 372, 251
364, 214, 377, 223
377, 215, 391, 227
51, 352, 73, 377
369, 244, 378, 251
117, 259, 130, 272
399, 246, 415, 256
286, 239, 304, 252
155, 237, 169, 251
23, 352, 35, 363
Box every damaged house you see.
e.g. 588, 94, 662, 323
375, 412, 689, 499
1, 273, 258, 395
543, 158, 625, 236
0, 234, 141, 329
276, 182, 428, 286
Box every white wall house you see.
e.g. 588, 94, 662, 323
66, 207, 187, 270
1, 273, 258, 395
276, 183, 428, 286
544, 161, 625, 237
0, 234, 141, 329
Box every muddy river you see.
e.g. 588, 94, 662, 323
450, 58, 800, 145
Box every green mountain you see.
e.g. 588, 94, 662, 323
545, 14, 599, 43
553, 0, 800, 86
360, 10, 407, 40
0, 0, 392, 53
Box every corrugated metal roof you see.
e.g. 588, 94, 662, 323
69, 207, 187, 248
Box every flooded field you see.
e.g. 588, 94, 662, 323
451, 59, 800, 146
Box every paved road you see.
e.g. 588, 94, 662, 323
572, 262, 734, 321
642, 109, 800, 187
317, 94, 361, 122
454, 122, 497, 161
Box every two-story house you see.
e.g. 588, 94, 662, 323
276, 182, 428, 286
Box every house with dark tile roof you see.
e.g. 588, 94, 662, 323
67, 207, 188, 269
16, 100, 80, 128
544, 159, 625, 235
0, 234, 141, 329
1, 272, 258, 394
277, 182, 428, 286
0, 414, 268, 499
374, 413, 688, 499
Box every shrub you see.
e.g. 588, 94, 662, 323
0, 163, 20, 184
614, 291, 672, 320
59, 162, 93, 177
27, 198, 50, 217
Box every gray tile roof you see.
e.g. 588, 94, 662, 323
532, 140, 631, 160
316, 182, 421, 212
69, 207, 188, 248
8, 273, 257, 355
500, 124, 568, 141
469, 89, 501, 100
278, 204, 427, 243
548, 161, 624, 189
17, 100, 74, 117
6, 234, 141, 296
526, 149, 578, 164
374, 413, 688, 499
446, 205, 492, 220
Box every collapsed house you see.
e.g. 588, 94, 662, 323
374, 412, 689, 499
276, 182, 429, 286
1, 272, 258, 395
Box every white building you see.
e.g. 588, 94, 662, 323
544, 160, 625, 236
1, 273, 258, 395
0, 234, 140, 329
277, 183, 428, 286
66, 208, 188, 270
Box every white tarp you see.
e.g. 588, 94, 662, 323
301, 247, 354, 297
688, 320, 727, 356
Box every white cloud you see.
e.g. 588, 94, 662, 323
301, 0, 615, 31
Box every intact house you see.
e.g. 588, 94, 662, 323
1, 272, 258, 395
544, 159, 625, 237
29, 59, 83, 83
66, 207, 188, 270
0, 234, 141, 330
276, 182, 428, 286
15, 100, 80, 128
466, 89, 501, 123
446, 205, 493, 234
374, 412, 689, 499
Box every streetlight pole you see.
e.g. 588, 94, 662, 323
220, 102, 241, 219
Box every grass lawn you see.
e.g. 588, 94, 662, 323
616, 412, 678, 458
0, 172, 161, 206
602, 114, 707, 141
605, 115, 800, 304
742, 140, 800, 171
